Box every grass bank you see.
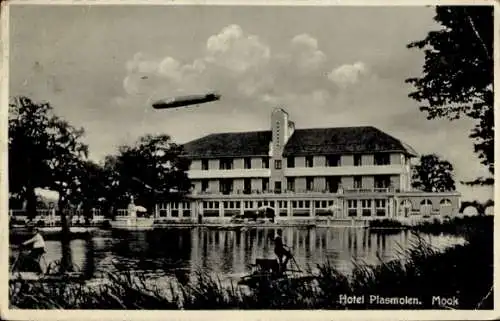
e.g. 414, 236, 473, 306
10, 216, 493, 310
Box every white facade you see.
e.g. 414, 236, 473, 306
158, 108, 460, 222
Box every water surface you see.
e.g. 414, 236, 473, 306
10, 227, 466, 281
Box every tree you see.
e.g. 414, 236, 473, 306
412, 154, 456, 192
75, 160, 112, 222
9, 97, 54, 219
406, 6, 493, 185
9, 96, 89, 221
9, 96, 90, 272
111, 134, 192, 212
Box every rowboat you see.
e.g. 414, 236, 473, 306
238, 258, 315, 289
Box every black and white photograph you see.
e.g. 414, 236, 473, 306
3, 1, 497, 318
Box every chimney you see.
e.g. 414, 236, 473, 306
287, 120, 295, 141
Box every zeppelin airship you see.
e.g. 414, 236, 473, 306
152, 92, 221, 109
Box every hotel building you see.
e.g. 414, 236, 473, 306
155, 108, 460, 223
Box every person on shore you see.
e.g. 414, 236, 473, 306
22, 227, 46, 274
273, 232, 293, 273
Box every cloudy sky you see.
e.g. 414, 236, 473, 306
9, 5, 493, 201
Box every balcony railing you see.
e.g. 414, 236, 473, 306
193, 187, 402, 195
344, 188, 398, 193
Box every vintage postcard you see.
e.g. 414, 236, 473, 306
1, 0, 498, 320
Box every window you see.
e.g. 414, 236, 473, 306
348, 200, 358, 217
326, 155, 340, 167
440, 199, 452, 206
275, 160, 282, 169
440, 199, 452, 216
375, 175, 391, 189
305, 156, 314, 168
400, 199, 412, 217
420, 199, 432, 216
219, 179, 233, 195
219, 158, 233, 170
306, 177, 314, 191
262, 157, 269, 169
354, 155, 362, 166
361, 200, 372, 217
287, 177, 295, 192
326, 177, 339, 193
244, 157, 252, 169
287, 156, 295, 168
375, 199, 387, 216
262, 178, 269, 192
201, 159, 209, 170
171, 202, 179, 217
244, 178, 251, 194
182, 202, 191, 217
374, 153, 390, 166
275, 121, 281, 147
278, 201, 288, 209
353, 176, 362, 189
420, 199, 432, 205
201, 180, 209, 192
274, 181, 282, 194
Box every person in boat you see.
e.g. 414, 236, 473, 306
21, 227, 46, 274
273, 232, 293, 273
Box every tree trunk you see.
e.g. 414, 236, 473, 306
25, 182, 37, 220
60, 237, 73, 273
58, 196, 73, 272
83, 238, 95, 279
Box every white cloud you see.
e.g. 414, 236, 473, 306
205, 24, 271, 74
290, 33, 326, 72
126, 52, 160, 74
118, 24, 336, 110
328, 61, 369, 87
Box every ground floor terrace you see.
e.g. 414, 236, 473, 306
154, 190, 461, 223
10, 190, 471, 225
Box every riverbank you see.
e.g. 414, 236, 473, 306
9, 216, 492, 309
368, 215, 493, 238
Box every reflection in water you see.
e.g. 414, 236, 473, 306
10, 227, 466, 280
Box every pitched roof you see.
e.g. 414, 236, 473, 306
283, 126, 417, 156
182, 130, 272, 158
182, 126, 417, 159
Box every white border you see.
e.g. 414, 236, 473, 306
1, 1, 498, 320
